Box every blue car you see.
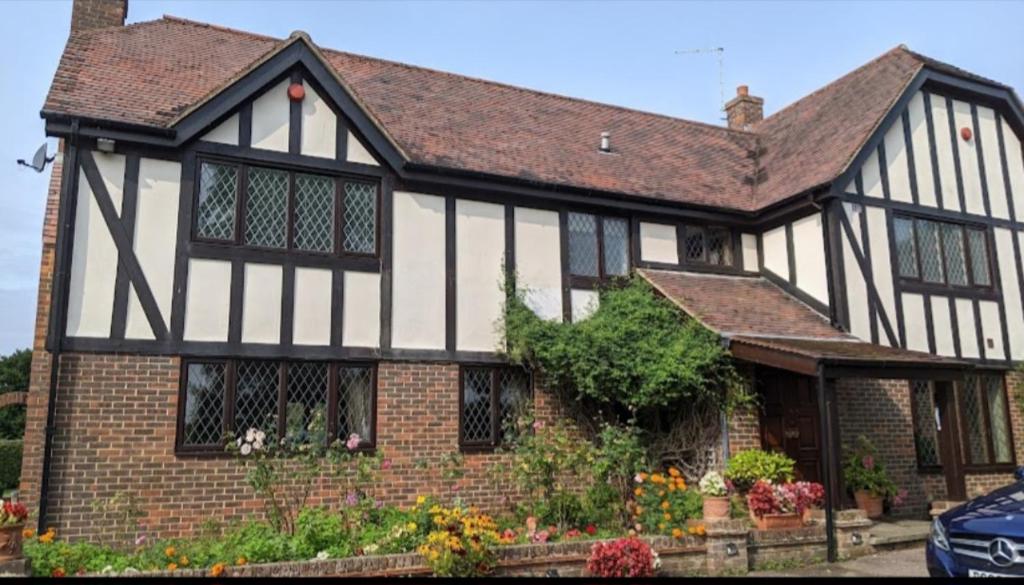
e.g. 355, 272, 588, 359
928, 468, 1024, 577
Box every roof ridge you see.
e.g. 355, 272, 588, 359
160, 14, 283, 43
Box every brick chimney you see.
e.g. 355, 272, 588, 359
70, 0, 127, 34
724, 85, 764, 131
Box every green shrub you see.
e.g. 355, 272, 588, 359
724, 449, 795, 492
0, 440, 21, 491
293, 507, 346, 559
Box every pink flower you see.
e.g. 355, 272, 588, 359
381, 458, 392, 470
450, 484, 461, 493
532, 420, 545, 430
135, 534, 147, 547
862, 455, 875, 470
345, 492, 358, 506
346, 433, 361, 451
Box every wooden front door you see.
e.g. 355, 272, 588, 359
934, 381, 967, 501
757, 368, 821, 482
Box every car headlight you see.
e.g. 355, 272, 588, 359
931, 517, 950, 551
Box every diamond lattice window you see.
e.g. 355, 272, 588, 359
685, 227, 706, 263
911, 381, 941, 467
343, 182, 377, 254
941, 224, 968, 286
895, 215, 992, 290
294, 174, 335, 253
245, 167, 289, 248
337, 366, 374, 446
961, 376, 990, 465
196, 163, 238, 241
234, 361, 281, 437
182, 362, 226, 446
285, 362, 328, 445
707, 228, 733, 266
603, 218, 629, 276
985, 376, 1013, 463
460, 367, 532, 448
498, 368, 530, 441
894, 217, 919, 278
967, 228, 991, 286
462, 368, 493, 444
916, 220, 945, 284
568, 212, 599, 277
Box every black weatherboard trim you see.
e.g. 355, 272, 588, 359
971, 103, 993, 218
228, 260, 244, 344
110, 154, 140, 340
884, 209, 907, 348
947, 95, 969, 213
504, 204, 515, 293
784, 222, 797, 286
170, 153, 196, 342
858, 205, 878, 345
238, 101, 252, 148
923, 91, 945, 211
878, 141, 892, 201
973, 299, 986, 361
280, 264, 295, 346
949, 296, 963, 358
901, 109, 920, 205
558, 210, 571, 322
378, 174, 394, 350
924, 293, 937, 354
445, 196, 457, 352
289, 70, 302, 155
330, 268, 344, 346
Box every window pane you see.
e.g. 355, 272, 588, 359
196, 163, 237, 241
338, 366, 374, 446
245, 167, 289, 248
967, 228, 991, 286
602, 218, 630, 276
343, 182, 377, 254
916, 220, 945, 283
941, 224, 968, 286
234, 361, 280, 437
294, 174, 335, 253
707, 228, 733, 266
182, 363, 226, 446
462, 368, 493, 444
285, 363, 328, 445
961, 376, 990, 465
894, 217, 918, 278
568, 212, 599, 277
911, 381, 941, 467
685, 227, 706, 263
498, 368, 530, 441
985, 376, 1013, 463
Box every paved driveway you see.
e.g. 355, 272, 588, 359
750, 545, 928, 577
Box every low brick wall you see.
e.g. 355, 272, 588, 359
747, 526, 827, 570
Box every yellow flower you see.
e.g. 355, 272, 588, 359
668, 484, 676, 492
638, 472, 649, 482
660, 500, 670, 510
406, 522, 417, 532
635, 506, 644, 515
179, 556, 189, 566
688, 526, 697, 534
165, 546, 176, 558
663, 512, 672, 521
668, 467, 681, 478
658, 522, 666, 531
39, 528, 56, 544
211, 563, 226, 577
696, 524, 706, 536
634, 487, 644, 497
236, 557, 247, 566
650, 473, 665, 484
167, 563, 178, 571
658, 490, 666, 498
672, 528, 683, 539
416, 495, 427, 506
21, 529, 34, 539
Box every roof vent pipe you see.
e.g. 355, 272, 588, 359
599, 131, 611, 153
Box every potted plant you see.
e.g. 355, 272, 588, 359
843, 437, 897, 519
787, 481, 825, 524
724, 449, 795, 493
746, 480, 803, 530
0, 500, 29, 561
698, 471, 731, 521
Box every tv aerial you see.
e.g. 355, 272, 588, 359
675, 47, 726, 120
17, 143, 55, 173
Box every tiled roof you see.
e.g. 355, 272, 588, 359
637, 268, 848, 340
730, 336, 965, 367
41, 17, 1006, 212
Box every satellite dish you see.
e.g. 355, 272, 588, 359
17, 143, 55, 173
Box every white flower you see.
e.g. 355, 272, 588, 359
699, 471, 728, 497
651, 550, 662, 570
315, 551, 330, 561
253, 438, 264, 451
245, 428, 256, 443
101, 565, 114, 574
634, 474, 643, 484
363, 544, 379, 555
255, 430, 265, 442
240, 443, 252, 456
122, 568, 140, 575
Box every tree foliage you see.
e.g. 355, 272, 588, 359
502, 276, 746, 421
0, 349, 30, 439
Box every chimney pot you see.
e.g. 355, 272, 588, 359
724, 85, 764, 131
737, 85, 749, 97
70, 0, 127, 35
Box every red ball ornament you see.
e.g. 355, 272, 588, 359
960, 127, 972, 142
287, 83, 305, 102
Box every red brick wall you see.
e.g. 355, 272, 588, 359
69, 0, 126, 34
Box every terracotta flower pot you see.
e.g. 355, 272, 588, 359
750, 511, 803, 531
854, 490, 884, 519
702, 496, 730, 521
0, 524, 24, 562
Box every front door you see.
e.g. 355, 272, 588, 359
934, 381, 967, 501
757, 367, 821, 482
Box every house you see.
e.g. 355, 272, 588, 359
21, 0, 1024, 549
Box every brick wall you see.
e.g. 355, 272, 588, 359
69, 0, 126, 34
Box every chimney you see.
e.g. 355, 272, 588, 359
724, 85, 764, 131
70, 0, 127, 35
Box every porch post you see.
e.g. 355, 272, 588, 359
816, 365, 838, 563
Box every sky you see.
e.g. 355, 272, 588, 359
0, 0, 1022, 354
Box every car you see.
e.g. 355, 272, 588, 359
927, 468, 1024, 577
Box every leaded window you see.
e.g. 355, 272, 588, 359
176, 360, 377, 453
602, 218, 630, 276
910, 381, 941, 468
460, 366, 531, 449
294, 174, 335, 253
567, 212, 631, 280
343, 182, 377, 254
685, 227, 706, 263
568, 212, 600, 277
683, 225, 734, 267
196, 163, 238, 241
959, 374, 1015, 467
245, 167, 289, 248
894, 215, 992, 290
707, 227, 734, 266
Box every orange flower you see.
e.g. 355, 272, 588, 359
671, 528, 683, 539
634, 487, 644, 497
663, 512, 672, 521
688, 526, 696, 534
650, 473, 665, 484
165, 546, 176, 558
236, 557, 247, 566
21, 528, 34, 539
660, 501, 670, 510
52, 568, 66, 577
167, 563, 178, 571
668, 467, 681, 478
638, 472, 649, 482
668, 484, 676, 492
211, 563, 226, 577
635, 506, 644, 515
38, 529, 55, 544
696, 524, 707, 536
179, 555, 189, 566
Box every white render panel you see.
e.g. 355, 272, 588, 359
901, 293, 928, 352
251, 79, 290, 152
183, 259, 231, 342
791, 214, 828, 305
842, 229, 871, 341
979, 300, 1005, 360
883, 117, 913, 203
292, 267, 333, 346
1002, 118, 1024, 222
514, 207, 562, 321
639, 222, 678, 264
907, 92, 937, 208
300, 82, 337, 159
978, 107, 1010, 220
343, 271, 381, 348
955, 298, 980, 359
456, 199, 505, 352
392, 191, 446, 349
346, 131, 379, 166
996, 229, 1024, 359
241, 263, 283, 344
762, 224, 789, 281
953, 100, 985, 216
570, 289, 599, 323
741, 233, 759, 272
865, 206, 896, 340
66, 153, 125, 337
930, 95, 962, 212
125, 158, 181, 339
201, 113, 239, 145
861, 148, 884, 198
930, 296, 957, 357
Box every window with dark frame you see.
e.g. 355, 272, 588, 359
193, 159, 378, 257
894, 215, 992, 290
910, 380, 942, 468
959, 374, 1014, 467
683, 225, 733, 267
567, 212, 629, 279
460, 366, 532, 449
177, 359, 377, 453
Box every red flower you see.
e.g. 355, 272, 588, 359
862, 455, 875, 470
585, 524, 597, 536
587, 537, 655, 577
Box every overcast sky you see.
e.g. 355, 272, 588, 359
1, 0, 1021, 354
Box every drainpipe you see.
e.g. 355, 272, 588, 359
816, 364, 837, 562
37, 120, 80, 533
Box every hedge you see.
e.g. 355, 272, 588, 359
0, 439, 22, 491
